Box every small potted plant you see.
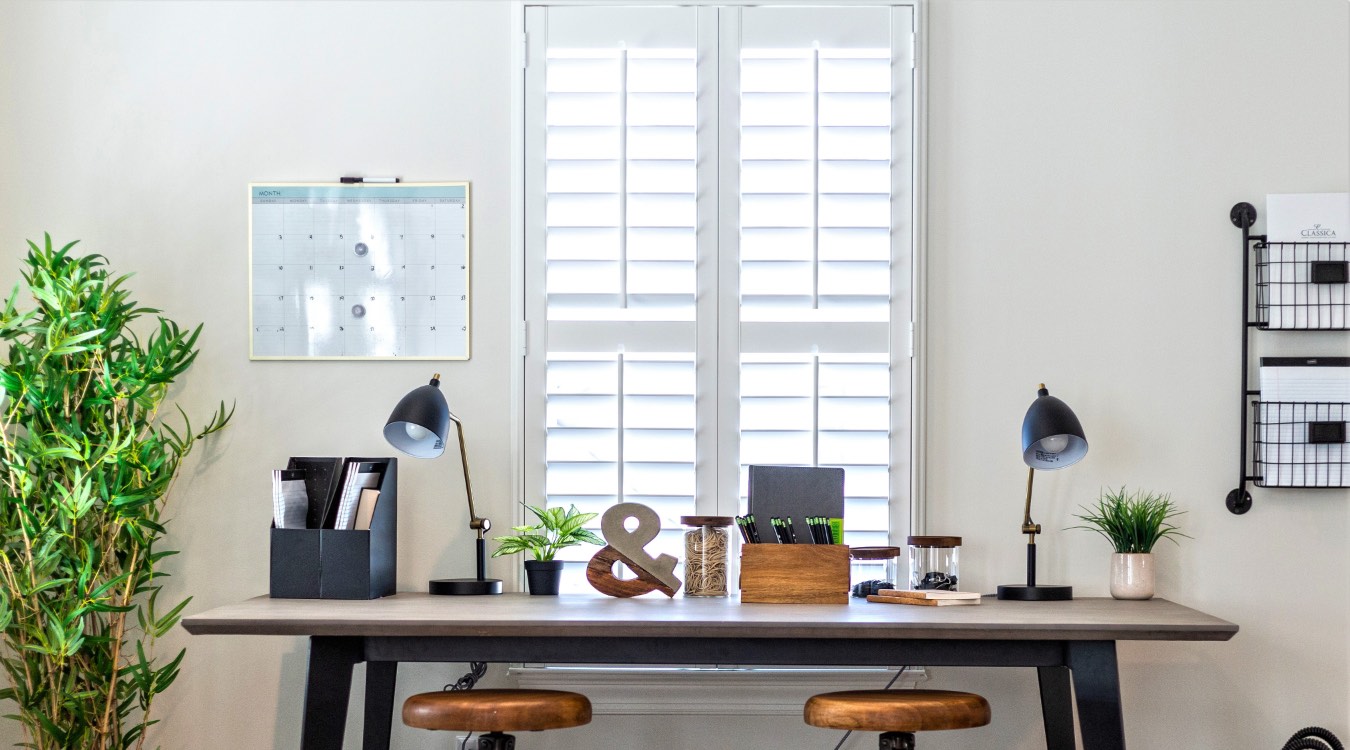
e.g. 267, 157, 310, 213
492, 504, 603, 594
1069, 487, 1189, 600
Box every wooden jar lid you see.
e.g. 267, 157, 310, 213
907, 535, 961, 548
849, 546, 901, 560
681, 515, 734, 527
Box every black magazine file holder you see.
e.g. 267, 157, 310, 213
269, 457, 397, 599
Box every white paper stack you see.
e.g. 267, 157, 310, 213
1257, 358, 1350, 487
1263, 194, 1349, 329
333, 462, 384, 530
272, 469, 309, 529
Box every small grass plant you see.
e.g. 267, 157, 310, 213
1068, 486, 1189, 554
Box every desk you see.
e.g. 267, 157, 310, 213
183, 594, 1236, 750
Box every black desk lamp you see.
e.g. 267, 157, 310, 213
384, 374, 502, 596
996, 383, 1088, 602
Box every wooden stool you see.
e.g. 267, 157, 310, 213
805, 690, 991, 750
403, 689, 592, 750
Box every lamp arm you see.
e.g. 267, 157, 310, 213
450, 416, 488, 539
1020, 466, 1041, 541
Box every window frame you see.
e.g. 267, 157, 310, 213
512, 0, 929, 591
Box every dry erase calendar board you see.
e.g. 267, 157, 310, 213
249, 182, 471, 360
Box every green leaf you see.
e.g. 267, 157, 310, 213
0, 237, 230, 748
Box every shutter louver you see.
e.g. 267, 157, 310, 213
527, 5, 911, 593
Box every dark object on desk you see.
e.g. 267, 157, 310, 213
287, 456, 345, 530
270, 457, 397, 599
384, 373, 502, 596
852, 579, 894, 597
997, 384, 1086, 602
805, 689, 991, 749
1281, 727, 1344, 750
748, 465, 845, 544
403, 688, 592, 750
524, 560, 564, 595
917, 571, 957, 590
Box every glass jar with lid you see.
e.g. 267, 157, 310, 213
907, 536, 961, 591
849, 546, 901, 598
681, 516, 733, 597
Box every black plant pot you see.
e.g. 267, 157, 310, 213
524, 559, 564, 595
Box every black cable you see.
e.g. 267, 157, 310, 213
1282, 727, 1344, 750
829, 666, 910, 750
445, 661, 488, 692
459, 731, 475, 750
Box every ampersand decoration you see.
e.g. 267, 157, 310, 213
586, 502, 683, 598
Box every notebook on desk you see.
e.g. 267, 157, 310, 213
747, 465, 845, 543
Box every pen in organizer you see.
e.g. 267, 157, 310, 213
785, 517, 798, 544
808, 516, 825, 544
735, 516, 751, 544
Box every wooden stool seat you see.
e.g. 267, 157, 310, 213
402, 689, 592, 733
805, 690, 991, 733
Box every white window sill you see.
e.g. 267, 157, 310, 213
509, 665, 929, 715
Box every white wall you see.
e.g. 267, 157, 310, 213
1, 1, 1347, 749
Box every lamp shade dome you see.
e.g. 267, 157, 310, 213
1021, 385, 1088, 469
384, 377, 450, 458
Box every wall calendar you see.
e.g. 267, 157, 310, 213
249, 182, 470, 360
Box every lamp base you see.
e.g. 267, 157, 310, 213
996, 584, 1073, 601
429, 578, 503, 596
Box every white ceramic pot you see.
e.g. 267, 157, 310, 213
1110, 553, 1155, 600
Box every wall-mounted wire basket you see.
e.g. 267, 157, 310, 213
1251, 401, 1349, 489
1254, 241, 1349, 330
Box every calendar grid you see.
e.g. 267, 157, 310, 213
249, 183, 471, 360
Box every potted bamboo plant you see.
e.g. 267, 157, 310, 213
492, 504, 602, 594
1068, 486, 1189, 600
0, 236, 231, 749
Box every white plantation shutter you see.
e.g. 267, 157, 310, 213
525, 4, 914, 593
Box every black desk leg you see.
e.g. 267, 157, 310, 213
362, 661, 397, 750
1038, 665, 1077, 750
302, 636, 363, 750
1066, 641, 1126, 750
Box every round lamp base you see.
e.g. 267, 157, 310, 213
996, 584, 1073, 601
429, 578, 503, 596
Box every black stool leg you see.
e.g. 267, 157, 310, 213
879, 732, 915, 750
477, 732, 516, 750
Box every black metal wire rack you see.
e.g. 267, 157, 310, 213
1252, 401, 1349, 488
1227, 202, 1350, 514
1254, 241, 1350, 330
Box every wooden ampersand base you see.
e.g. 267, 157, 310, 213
585, 545, 677, 598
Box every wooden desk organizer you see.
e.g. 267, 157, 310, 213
739, 545, 850, 604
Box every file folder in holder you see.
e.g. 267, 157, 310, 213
270, 457, 397, 599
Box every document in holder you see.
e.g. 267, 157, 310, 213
1258, 358, 1350, 487
272, 469, 308, 529
353, 488, 381, 531
332, 461, 385, 530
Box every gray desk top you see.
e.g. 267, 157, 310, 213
182, 593, 1237, 642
